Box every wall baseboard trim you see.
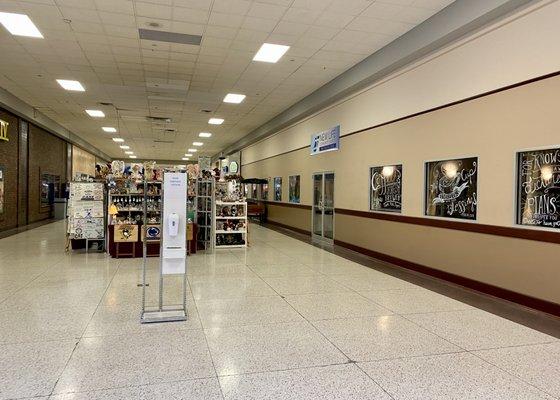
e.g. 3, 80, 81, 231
266, 219, 311, 236
335, 208, 560, 245
265, 201, 312, 210
334, 238, 560, 318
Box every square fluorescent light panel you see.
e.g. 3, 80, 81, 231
129, 155, 137, 159
253, 43, 290, 63
102, 127, 117, 133
199, 132, 212, 138
208, 118, 224, 125
120, 145, 130, 149
112, 138, 124, 142
193, 142, 203, 146
86, 109, 105, 118
182, 157, 189, 161
0, 12, 43, 38
223, 93, 246, 104
125, 151, 134, 155
56, 79, 85, 91
185, 153, 193, 157
188, 148, 197, 152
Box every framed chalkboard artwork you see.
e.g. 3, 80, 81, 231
516, 147, 560, 229
425, 157, 478, 220
369, 165, 402, 212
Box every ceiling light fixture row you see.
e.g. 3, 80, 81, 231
0, 12, 293, 158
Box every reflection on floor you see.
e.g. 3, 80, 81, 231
0, 221, 558, 399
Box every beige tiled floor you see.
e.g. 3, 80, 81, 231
0, 221, 558, 399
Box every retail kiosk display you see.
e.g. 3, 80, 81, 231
67, 181, 106, 252
214, 179, 247, 248
107, 179, 162, 258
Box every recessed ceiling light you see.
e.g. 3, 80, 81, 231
102, 127, 117, 133
199, 132, 212, 138
193, 142, 203, 146
112, 138, 124, 142
208, 118, 224, 125
86, 109, 105, 118
0, 12, 43, 38
188, 148, 197, 153
185, 153, 193, 157
253, 43, 290, 63
125, 151, 134, 155
120, 145, 130, 149
181, 157, 189, 161
56, 79, 85, 91
129, 155, 137, 159
223, 93, 246, 104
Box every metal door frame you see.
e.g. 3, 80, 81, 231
311, 171, 335, 244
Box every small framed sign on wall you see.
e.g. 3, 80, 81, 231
369, 164, 402, 212
516, 147, 560, 229
424, 157, 478, 220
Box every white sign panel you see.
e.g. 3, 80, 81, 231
310, 125, 340, 155
162, 172, 187, 275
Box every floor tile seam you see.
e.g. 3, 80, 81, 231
46, 339, 81, 398
353, 361, 396, 400
466, 348, 559, 399
214, 360, 355, 379
0, 261, 54, 307
47, 376, 220, 397
0, 338, 80, 347
396, 312, 472, 352
80, 326, 201, 339
77, 261, 121, 340
45, 260, 122, 396
469, 339, 560, 352
200, 317, 311, 332
187, 273, 227, 400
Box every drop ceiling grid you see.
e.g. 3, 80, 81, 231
0, 0, 454, 159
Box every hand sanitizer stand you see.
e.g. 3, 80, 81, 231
141, 172, 188, 323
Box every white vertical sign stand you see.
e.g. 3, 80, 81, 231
141, 172, 188, 323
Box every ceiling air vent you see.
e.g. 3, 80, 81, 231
139, 28, 202, 46
146, 116, 172, 123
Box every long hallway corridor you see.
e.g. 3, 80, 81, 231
0, 221, 558, 399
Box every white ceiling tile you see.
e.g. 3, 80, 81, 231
135, 2, 172, 20
247, 2, 287, 19
208, 12, 245, 28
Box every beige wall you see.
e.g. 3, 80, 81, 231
267, 204, 311, 233
336, 214, 560, 305
243, 74, 560, 305
244, 75, 560, 228
72, 145, 96, 178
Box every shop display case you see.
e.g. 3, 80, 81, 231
213, 180, 247, 248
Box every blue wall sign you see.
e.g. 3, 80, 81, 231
310, 125, 340, 155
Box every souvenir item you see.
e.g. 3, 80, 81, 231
114, 224, 138, 242
111, 160, 125, 178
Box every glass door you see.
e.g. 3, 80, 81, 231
312, 172, 335, 243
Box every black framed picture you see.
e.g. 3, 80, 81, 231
516, 147, 560, 229
369, 164, 402, 212
289, 175, 300, 203
274, 177, 282, 201
425, 157, 478, 220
